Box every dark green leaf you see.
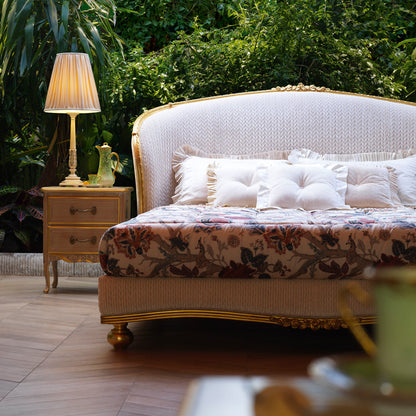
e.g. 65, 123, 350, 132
77, 26, 92, 56
89, 24, 105, 65
23, 15, 34, 69
20, 47, 28, 75
61, 0, 69, 30
0, 186, 20, 196
46, 0, 59, 41
13, 229, 30, 248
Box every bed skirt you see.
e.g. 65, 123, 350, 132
99, 275, 374, 329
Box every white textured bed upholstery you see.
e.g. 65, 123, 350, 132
133, 89, 416, 212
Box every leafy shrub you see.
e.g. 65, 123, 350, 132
399, 38, 416, 100
115, 0, 242, 51
104, 0, 416, 148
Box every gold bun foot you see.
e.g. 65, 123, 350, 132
43, 286, 50, 294
107, 323, 133, 350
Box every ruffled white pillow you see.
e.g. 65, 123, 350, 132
172, 145, 290, 205
257, 164, 349, 210
295, 148, 416, 162
289, 149, 413, 206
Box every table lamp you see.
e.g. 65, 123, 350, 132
44, 52, 101, 186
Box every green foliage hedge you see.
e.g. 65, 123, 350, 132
115, 0, 241, 51
1, 0, 416, 251
104, 0, 416, 148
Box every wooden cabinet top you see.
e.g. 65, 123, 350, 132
41, 186, 133, 195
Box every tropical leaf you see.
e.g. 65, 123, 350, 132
27, 186, 42, 197
77, 25, 92, 56
0, 186, 20, 195
13, 229, 30, 249
0, 185, 22, 196
14, 208, 27, 222
61, 1, 69, 30
57, 23, 66, 51
22, 15, 34, 72
26, 205, 43, 220
89, 24, 105, 65
46, 0, 59, 42
0, 203, 14, 216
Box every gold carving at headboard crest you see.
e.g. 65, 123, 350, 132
272, 83, 331, 92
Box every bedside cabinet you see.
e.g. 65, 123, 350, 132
41, 186, 133, 293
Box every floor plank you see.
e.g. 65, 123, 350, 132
0, 275, 362, 416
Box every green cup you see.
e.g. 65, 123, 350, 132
88, 174, 98, 185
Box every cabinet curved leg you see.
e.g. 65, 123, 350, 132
43, 260, 50, 294
52, 261, 58, 288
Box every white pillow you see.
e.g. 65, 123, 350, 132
257, 164, 349, 210
381, 157, 416, 206
292, 148, 416, 162
289, 149, 416, 206
172, 145, 290, 205
346, 165, 401, 208
207, 161, 288, 207
172, 155, 211, 205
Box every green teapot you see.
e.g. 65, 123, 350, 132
96, 142, 119, 187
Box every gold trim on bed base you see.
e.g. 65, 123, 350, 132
101, 310, 375, 349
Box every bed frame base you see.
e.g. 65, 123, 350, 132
101, 310, 375, 349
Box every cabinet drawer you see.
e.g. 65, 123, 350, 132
47, 227, 108, 253
48, 197, 119, 224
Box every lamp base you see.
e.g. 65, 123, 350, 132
59, 173, 84, 187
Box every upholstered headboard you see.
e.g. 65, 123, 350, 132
132, 84, 416, 213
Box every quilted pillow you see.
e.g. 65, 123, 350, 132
346, 165, 401, 208
172, 145, 290, 205
257, 164, 349, 210
289, 149, 415, 206
207, 160, 289, 207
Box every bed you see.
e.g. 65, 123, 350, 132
98, 84, 416, 349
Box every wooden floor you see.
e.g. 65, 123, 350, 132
0, 275, 362, 416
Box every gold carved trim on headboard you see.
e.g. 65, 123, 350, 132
272, 83, 331, 92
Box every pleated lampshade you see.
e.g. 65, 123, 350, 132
44, 52, 101, 114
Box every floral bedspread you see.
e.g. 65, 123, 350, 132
99, 205, 416, 280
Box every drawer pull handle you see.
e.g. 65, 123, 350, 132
69, 236, 97, 245
70, 206, 97, 215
